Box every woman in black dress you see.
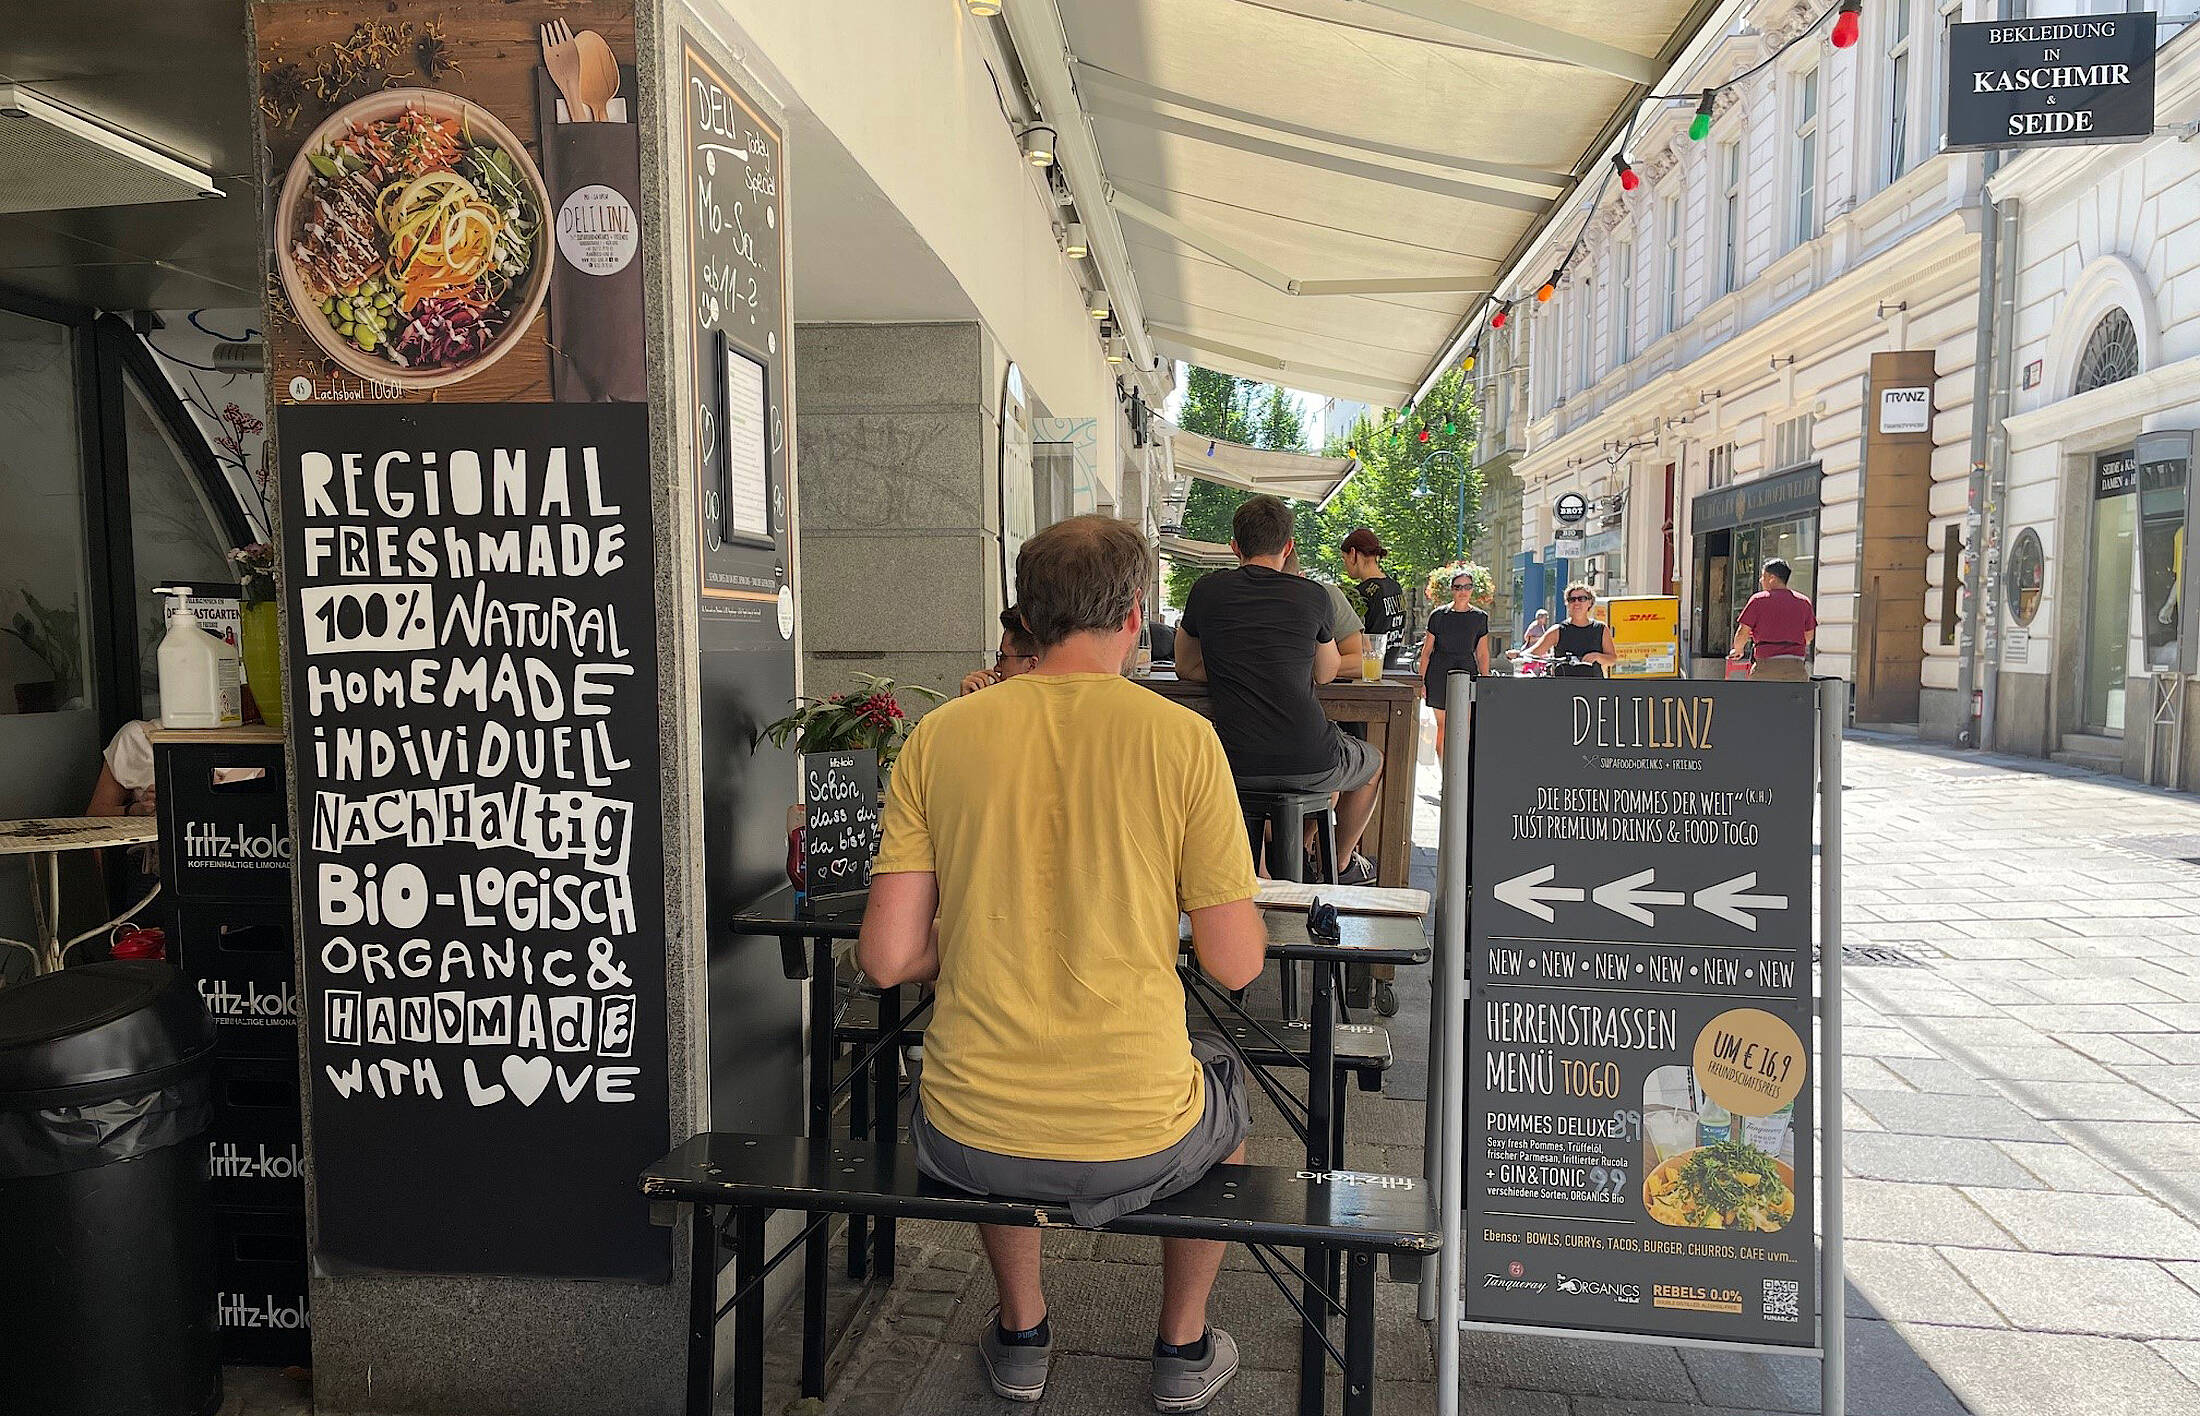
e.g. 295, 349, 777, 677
1528, 583, 1618, 678
1419, 570, 1490, 755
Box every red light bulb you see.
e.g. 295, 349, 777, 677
1418, 428, 1432, 444
1491, 307, 1508, 329
1831, 0, 1861, 49
1613, 155, 1640, 192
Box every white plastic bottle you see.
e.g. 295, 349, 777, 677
155, 586, 243, 728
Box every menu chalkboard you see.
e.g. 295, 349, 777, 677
280, 401, 670, 1281
1466, 679, 1817, 1347
802, 750, 879, 901
684, 39, 792, 644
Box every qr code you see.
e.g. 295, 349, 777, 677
1763, 1279, 1801, 1321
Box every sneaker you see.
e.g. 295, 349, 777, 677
1152, 1328, 1239, 1412
1337, 852, 1377, 887
979, 1308, 1051, 1402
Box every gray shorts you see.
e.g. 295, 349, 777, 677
909, 1033, 1251, 1228
1234, 731, 1382, 796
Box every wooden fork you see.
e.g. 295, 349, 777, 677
540, 20, 590, 121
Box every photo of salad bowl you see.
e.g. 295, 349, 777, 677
274, 88, 551, 390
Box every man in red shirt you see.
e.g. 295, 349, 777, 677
1730, 558, 1815, 681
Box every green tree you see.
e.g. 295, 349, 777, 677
1312, 366, 1483, 621
1165, 370, 1310, 606
1253, 385, 1306, 453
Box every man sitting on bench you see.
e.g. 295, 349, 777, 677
858, 514, 1268, 1411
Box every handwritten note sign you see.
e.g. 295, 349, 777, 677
279, 401, 669, 1281
802, 750, 880, 901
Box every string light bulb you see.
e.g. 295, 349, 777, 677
1418, 427, 1432, 444
1831, 0, 1862, 49
1690, 90, 1715, 142
1442, 418, 1456, 435
1491, 305, 1508, 329
1613, 155, 1640, 192
1536, 275, 1556, 302
1463, 352, 1476, 372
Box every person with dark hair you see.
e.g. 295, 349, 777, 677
1731, 558, 1815, 681
1528, 583, 1618, 678
1340, 526, 1406, 650
1175, 495, 1385, 884
960, 606, 1041, 695
860, 514, 1267, 1410
1419, 569, 1490, 755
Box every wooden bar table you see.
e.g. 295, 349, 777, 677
1139, 671, 1422, 887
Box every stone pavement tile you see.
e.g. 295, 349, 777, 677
1891, 1015, 2039, 1049
1459, 1328, 1697, 1402
1992, 1141, 2142, 1194
2152, 1338, 2200, 1389
1847, 1090, 2059, 1141
2138, 1003, 2200, 1029
1937, 1248, 2200, 1338
1844, 1098, 1884, 1132
2051, 1033, 2169, 1066
2171, 1261, 2200, 1296
1879, 1057, 1999, 1095
1992, 1079, 2193, 1122
1865, 987, 2006, 1018
2049, 1120, 2200, 1170
2017, 976, 2182, 1006
1841, 1056, 1915, 1091
1681, 1316, 1972, 1416
1997, 1004, 2178, 1033
1954, 1045, 2119, 1081
1842, 1025, 1944, 1059
1955, 1188, 2200, 1260
1930, 934, 2070, 961
1896, 1324, 2200, 1416
1840, 1240, 2005, 1325
2116, 1065, 2200, 1102
2137, 1033, 2200, 1064
1948, 920, 2077, 942
1843, 1133, 2043, 1188
1843, 1180, 2018, 1246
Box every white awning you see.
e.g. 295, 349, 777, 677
1156, 534, 1237, 568
1164, 422, 1356, 502
1002, 0, 1725, 405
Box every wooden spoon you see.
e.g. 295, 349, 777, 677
575, 31, 622, 124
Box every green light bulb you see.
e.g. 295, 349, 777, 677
1689, 111, 1711, 142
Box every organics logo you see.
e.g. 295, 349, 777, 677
1556, 1273, 1642, 1304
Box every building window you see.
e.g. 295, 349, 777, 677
1792, 66, 1820, 245
1720, 142, 1743, 293
1576, 277, 1595, 391
1887, 0, 1912, 184
1661, 194, 1683, 334
1932, 0, 1963, 155
1708, 441, 1735, 489
2074, 308, 2141, 393
1613, 240, 1635, 366
1773, 413, 1816, 471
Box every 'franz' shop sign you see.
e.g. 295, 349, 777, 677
1944, 13, 2157, 151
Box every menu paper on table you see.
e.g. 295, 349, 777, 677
1466, 679, 1818, 1348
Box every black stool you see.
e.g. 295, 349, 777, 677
1237, 788, 1337, 1021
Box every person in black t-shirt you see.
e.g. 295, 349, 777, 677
1340, 527, 1406, 654
1178, 496, 1383, 884
1418, 570, 1490, 756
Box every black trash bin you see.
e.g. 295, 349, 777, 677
0, 960, 221, 1416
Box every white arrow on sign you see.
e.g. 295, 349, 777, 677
1693, 872, 1790, 929
1492, 865, 1585, 923
1592, 869, 1687, 926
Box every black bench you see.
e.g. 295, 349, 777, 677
642, 1132, 1439, 1416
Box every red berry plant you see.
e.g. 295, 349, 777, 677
757, 673, 942, 770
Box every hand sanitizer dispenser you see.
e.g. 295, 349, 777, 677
154, 585, 243, 728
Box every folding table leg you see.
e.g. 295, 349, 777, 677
805, 947, 833, 1396
849, 1056, 871, 1280
874, 983, 902, 1280
734, 1207, 768, 1416
1299, 960, 1339, 1416
687, 1203, 717, 1416
1345, 1249, 1377, 1416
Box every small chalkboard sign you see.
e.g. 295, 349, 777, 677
803, 750, 880, 900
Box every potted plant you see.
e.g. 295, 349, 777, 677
227, 543, 283, 727
3, 591, 82, 714
756, 672, 940, 769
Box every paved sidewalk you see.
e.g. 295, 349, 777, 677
764, 736, 2200, 1416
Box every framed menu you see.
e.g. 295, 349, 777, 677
718, 332, 773, 544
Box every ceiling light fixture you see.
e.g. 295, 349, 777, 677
1063, 222, 1089, 258
1088, 290, 1110, 320
965, 0, 1002, 16
1020, 124, 1056, 167
1106, 337, 1125, 365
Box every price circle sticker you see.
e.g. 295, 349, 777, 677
1692, 1008, 1806, 1116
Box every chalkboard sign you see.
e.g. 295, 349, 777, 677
278, 401, 670, 1281
1466, 680, 1817, 1348
802, 750, 879, 901
684, 39, 793, 644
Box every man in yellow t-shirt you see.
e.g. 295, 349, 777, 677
859, 515, 1266, 1411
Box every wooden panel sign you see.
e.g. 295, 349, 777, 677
802, 750, 879, 902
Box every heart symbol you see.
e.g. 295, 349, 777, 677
503, 1054, 553, 1106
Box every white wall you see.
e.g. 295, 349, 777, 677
703, 0, 1121, 498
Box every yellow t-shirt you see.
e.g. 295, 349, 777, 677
873, 672, 1259, 1161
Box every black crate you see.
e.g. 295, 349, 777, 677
205, 1054, 303, 1212
156, 740, 292, 902
172, 903, 300, 1055
211, 1207, 311, 1367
